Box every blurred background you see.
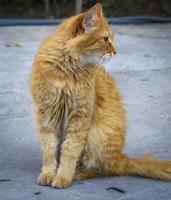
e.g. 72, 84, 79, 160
0, 0, 171, 19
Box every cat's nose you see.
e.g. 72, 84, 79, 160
111, 49, 117, 55
110, 45, 117, 55
111, 42, 117, 55
113, 50, 117, 55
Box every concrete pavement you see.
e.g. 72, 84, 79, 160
0, 24, 171, 200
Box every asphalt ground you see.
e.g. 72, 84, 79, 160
0, 24, 171, 200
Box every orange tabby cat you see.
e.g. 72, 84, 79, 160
31, 3, 171, 188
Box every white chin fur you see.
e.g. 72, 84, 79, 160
79, 54, 112, 66
79, 55, 102, 65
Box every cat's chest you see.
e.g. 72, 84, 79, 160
44, 82, 94, 138
47, 89, 74, 137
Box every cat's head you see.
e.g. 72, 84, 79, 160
66, 3, 117, 66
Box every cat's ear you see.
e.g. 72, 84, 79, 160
82, 3, 103, 33
90, 3, 103, 18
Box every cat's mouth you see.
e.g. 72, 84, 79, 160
102, 54, 113, 62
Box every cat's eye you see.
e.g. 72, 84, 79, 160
104, 36, 108, 42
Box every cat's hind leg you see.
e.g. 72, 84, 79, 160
73, 167, 100, 181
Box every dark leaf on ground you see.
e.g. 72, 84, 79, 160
106, 186, 126, 193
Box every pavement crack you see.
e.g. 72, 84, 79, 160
0, 179, 12, 182
34, 192, 42, 195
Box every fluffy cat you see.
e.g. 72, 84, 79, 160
31, 3, 171, 188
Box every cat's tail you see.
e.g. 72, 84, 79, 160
117, 154, 171, 181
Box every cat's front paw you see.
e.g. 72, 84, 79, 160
51, 175, 72, 188
38, 171, 56, 186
